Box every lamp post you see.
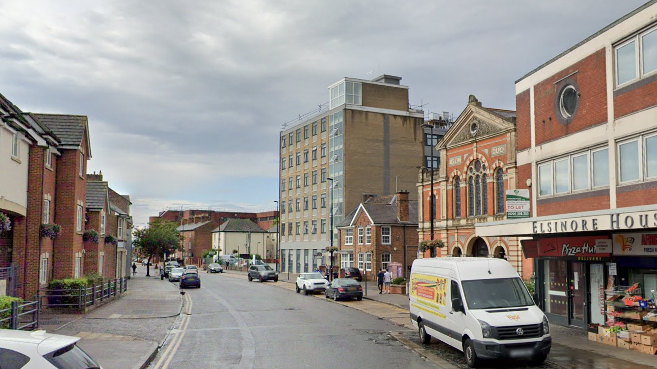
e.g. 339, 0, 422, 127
327, 177, 335, 281
274, 200, 280, 273
422, 122, 436, 256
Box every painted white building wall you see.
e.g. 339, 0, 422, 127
0, 125, 29, 216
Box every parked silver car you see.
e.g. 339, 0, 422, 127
248, 265, 278, 282
206, 263, 223, 273
168, 267, 184, 282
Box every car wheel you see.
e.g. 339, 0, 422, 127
303, 286, 309, 295
296, 285, 300, 293
325, 292, 329, 298
356, 296, 362, 301
260, 277, 265, 282
419, 321, 431, 344
248, 274, 252, 281
333, 294, 338, 301
464, 338, 479, 368
273, 277, 278, 282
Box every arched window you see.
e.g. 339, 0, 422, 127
468, 176, 475, 216
454, 176, 461, 218
475, 175, 481, 215
496, 168, 505, 214
482, 172, 488, 215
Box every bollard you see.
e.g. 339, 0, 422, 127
10, 300, 18, 329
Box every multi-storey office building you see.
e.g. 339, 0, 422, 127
279, 75, 424, 274
477, 1, 657, 329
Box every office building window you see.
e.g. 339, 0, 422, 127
303, 221, 308, 234
312, 195, 317, 209
289, 155, 293, 168
304, 125, 309, 139
296, 129, 301, 143
312, 147, 317, 160
311, 220, 317, 234
425, 156, 439, 169
538, 147, 610, 196
425, 133, 439, 147
358, 227, 364, 244
321, 144, 326, 157
289, 132, 294, 145
303, 149, 309, 163
538, 162, 553, 196
304, 173, 309, 187
296, 222, 301, 235
304, 197, 308, 210
321, 193, 326, 208
281, 203, 286, 213
281, 179, 286, 192
281, 223, 286, 236
321, 168, 327, 182
281, 157, 286, 170
321, 219, 326, 233
321, 118, 327, 132
615, 25, 657, 87
593, 148, 609, 187
296, 152, 301, 165
365, 226, 371, 244
288, 222, 292, 236
345, 229, 353, 245
296, 175, 301, 188
381, 226, 391, 244
288, 178, 293, 192
287, 200, 292, 213
281, 136, 286, 148
312, 170, 317, 184
312, 121, 317, 136
296, 198, 301, 211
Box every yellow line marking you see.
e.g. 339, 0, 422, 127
153, 293, 193, 369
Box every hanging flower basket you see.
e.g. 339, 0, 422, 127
83, 230, 99, 244
0, 212, 11, 233
40, 223, 61, 240
419, 239, 445, 252
104, 235, 118, 245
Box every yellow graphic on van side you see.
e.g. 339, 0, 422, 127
411, 274, 447, 306
412, 302, 446, 319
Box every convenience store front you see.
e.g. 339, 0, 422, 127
477, 206, 657, 329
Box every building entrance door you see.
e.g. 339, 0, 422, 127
567, 261, 586, 328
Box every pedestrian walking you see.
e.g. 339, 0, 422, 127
383, 269, 392, 294
377, 269, 385, 294
132, 262, 137, 276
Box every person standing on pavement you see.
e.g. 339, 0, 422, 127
377, 269, 385, 294
132, 263, 137, 276
383, 268, 392, 294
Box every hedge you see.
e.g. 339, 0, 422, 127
0, 296, 23, 328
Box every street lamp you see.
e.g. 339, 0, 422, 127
422, 122, 436, 248
327, 177, 336, 281
274, 200, 280, 273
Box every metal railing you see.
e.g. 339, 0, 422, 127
38, 278, 128, 311
0, 300, 39, 330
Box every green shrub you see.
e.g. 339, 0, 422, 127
49, 278, 90, 307
85, 273, 104, 287
391, 277, 407, 285
0, 296, 23, 328
524, 279, 535, 295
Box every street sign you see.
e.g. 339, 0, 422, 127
506, 189, 530, 219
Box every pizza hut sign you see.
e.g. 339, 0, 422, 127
537, 236, 611, 258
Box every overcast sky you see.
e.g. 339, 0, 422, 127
0, 0, 647, 227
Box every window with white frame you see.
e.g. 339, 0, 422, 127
330, 81, 362, 109
45, 147, 52, 167
538, 147, 609, 197
358, 252, 364, 269
303, 221, 308, 234
311, 220, 317, 234
101, 212, 106, 235
75, 256, 81, 278
43, 199, 50, 224
345, 228, 353, 245
365, 253, 372, 271
12, 132, 19, 157
281, 157, 286, 170
118, 218, 124, 239
79, 152, 84, 176
99, 253, 104, 274
382, 253, 391, 271
281, 179, 286, 192
321, 219, 326, 233
615, 25, 657, 87
357, 227, 364, 244
281, 136, 286, 148
618, 133, 657, 184
40, 255, 48, 284
341, 253, 353, 269
381, 226, 391, 244
365, 226, 371, 244
76, 205, 83, 232
296, 222, 300, 235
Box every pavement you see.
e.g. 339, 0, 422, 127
35, 265, 657, 369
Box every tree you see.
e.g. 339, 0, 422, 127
133, 219, 181, 276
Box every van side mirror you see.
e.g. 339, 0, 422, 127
452, 298, 464, 313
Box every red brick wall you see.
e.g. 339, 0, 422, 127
533, 49, 607, 146
537, 194, 610, 217
617, 187, 657, 208
516, 89, 531, 151
614, 78, 657, 118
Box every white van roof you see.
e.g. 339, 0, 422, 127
411, 257, 519, 281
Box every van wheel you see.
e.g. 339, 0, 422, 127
530, 353, 547, 366
419, 321, 431, 344
248, 275, 252, 281
464, 339, 479, 368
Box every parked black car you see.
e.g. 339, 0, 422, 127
248, 265, 278, 282
206, 263, 223, 273
325, 278, 363, 301
345, 267, 362, 281
180, 270, 200, 288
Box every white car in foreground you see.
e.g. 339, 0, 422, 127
0, 329, 103, 368
296, 272, 329, 295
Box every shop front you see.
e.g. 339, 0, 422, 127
524, 235, 611, 328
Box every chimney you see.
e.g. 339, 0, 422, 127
87, 171, 103, 181
362, 193, 377, 203
397, 190, 409, 222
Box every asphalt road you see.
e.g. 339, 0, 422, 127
147, 272, 439, 369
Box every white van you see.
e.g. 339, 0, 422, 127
409, 257, 550, 367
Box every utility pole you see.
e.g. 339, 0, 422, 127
422, 122, 436, 256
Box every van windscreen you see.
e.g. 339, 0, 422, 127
461, 278, 533, 309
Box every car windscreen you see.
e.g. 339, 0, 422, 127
336, 279, 359, 286
171, 268, 184, 273
264, 265, 273, 270
209, 264, 219, 267
460, 278, 534, 310
306, 273, 324, 279
44, 343, 101, 369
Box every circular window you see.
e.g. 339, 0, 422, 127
554, 79, 580, 125
470, 121, 478, 135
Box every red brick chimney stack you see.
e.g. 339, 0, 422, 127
397, 190, 409, 222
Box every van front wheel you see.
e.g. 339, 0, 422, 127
464, 339, 479, 368
530, 353, 547, 366
419, 321, 431, 344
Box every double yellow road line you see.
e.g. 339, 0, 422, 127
152, 292, 193, 369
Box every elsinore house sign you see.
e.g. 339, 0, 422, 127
476, 205, 657, 238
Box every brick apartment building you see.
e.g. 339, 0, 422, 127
337, 191, 419, 281
0, 91, 131, 299
417, 95, 531, 279
279, 75, 425, 274
477, 1, 657, 329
